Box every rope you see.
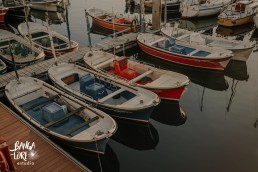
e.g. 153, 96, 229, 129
94, 138, 103, 172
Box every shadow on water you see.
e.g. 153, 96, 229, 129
55, 143, 120, 172
136, 51, 229, 91
30, 9, 66, 25
177, 15, 218, 32
151, 100, 187, 126
111, 119, 159, 150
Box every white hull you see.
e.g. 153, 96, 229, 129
180, 0, 231, 18
161, 26, 254, 62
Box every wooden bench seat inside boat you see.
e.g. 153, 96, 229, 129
23, 95, 59, 111
64, 116, 99, 136
45, 106, 84, 128
62, 73, 79, 85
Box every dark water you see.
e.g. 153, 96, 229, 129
4, 0, 258, 172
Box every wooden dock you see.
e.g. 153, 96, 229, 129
0, 103, 90, 172
0, 32, 138, 97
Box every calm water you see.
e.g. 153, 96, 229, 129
4, 0, 258, 171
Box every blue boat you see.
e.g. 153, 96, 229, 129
48, 63, 160, 123
5, 77, 117, 154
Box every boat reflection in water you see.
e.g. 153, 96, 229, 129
137, 51, 229, 91
216, 22, 254, 37
111, 119, 159, 150
224, 59, 249, 112
151, 101, 187, 126
55, 143, 120, 172
177, 15, 217, 32
30, 9, 66, 24
90, 22, 114, 36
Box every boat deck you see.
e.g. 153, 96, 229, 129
0, 102, 90, 171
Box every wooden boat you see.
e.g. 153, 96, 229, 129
180, 0, 232, 18
29, 0, 65, 12
0, 29, 45, 68
48, 63, 160, 123
18, 22, 79, 56
5, 77, 117, 154
137, 33, 233, 71
218, 0, 258, 27
0, 7, 8, 23
0, 59, 7, 74
216, 22, 254, 36
144, 0, 181, 13
161, 26, 254, 61
87, 8, 139, 33
83, 50, 190, 101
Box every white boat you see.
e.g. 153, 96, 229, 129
0, 59, 6, 74
83, 50, 190, 101
218, 0, 258, 27
0, 29, 45, 68
180, 0, 232, 18
5, 77, 117, 154
29, 0, 65, 12
18, 22, 79, 56
161, 26, 255, 61
48, 63, 160, 123
137, 33, 233, 71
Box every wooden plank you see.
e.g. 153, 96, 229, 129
0, 103, 88, 172
64, 116, 99, 136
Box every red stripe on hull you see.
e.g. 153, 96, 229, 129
0, 8, 8, 23
151, 86, 186, 101
138, 41, 230, 71
93, 17, 133, 32
42, 46, 79, 56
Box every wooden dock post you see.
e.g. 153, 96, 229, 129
152, 0, 161, 30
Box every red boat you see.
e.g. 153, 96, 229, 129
84, 50, 190, 101
137, 33, 233, 71
87, 8, 138, 33
0, 8, 8, 23
18, 22, 79, 56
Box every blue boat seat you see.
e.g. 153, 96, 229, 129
80, 74, 95, 93
85, 83, 108, 100
42, 102, 68, 127
169, 45, 187, 55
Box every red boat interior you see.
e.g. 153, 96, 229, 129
98, 14, 131, 24
106, 56, 153, 85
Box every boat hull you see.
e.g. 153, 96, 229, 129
181, 5, 223, 18
150, 86, 187, 101
51, 79, 155, 123
253, 14, 258, 28
29, 2, 64, 12
231, 48, 253, 62
0, 55, 44, 68
145, 2, 180, 13
137, 41, 230, 71
218, 15, 254, 27
41, 45, 79, 56
0, 8, 8, 23
91, 16, 135, 33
